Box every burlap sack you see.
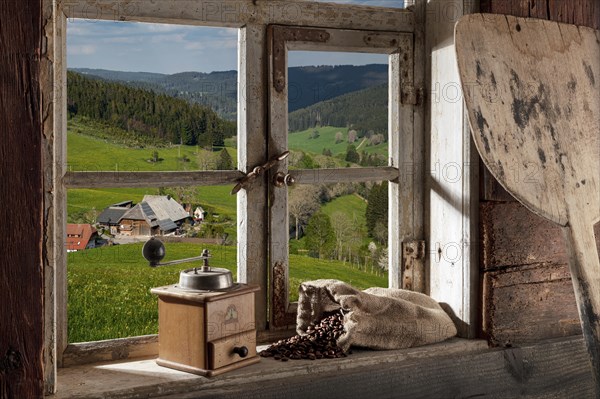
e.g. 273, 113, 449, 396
296, 279, 457, 352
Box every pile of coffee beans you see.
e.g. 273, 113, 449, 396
259, 312, 349, 361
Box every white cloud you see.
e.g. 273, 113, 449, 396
69, 44, 96, 55
101, 36, 144, 44
184, 42, 206, 51
150, 33, 187, 44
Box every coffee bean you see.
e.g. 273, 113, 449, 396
258, 312, 348, 362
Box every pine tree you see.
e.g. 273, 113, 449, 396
345, 145, 360, 164
366, 182, 388, 238
305, 212, 335, 259
216, 149, 234, 170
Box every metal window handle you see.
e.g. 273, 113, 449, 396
231, 151, 290, 195
273, 172, 295, 188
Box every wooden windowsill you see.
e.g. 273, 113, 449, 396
54, 338, 488, 398
53, 336, 594, 398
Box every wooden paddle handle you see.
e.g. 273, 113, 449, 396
563, 222, 600, 396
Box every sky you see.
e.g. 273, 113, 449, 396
67, 0, 403, 74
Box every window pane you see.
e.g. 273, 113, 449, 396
288, 182, 388, 302
287, 52, 389, 170
67, 186, 237, 343
65, 20, 240, 342
67, 20, 238, 172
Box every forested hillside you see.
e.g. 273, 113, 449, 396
72, 64, 388, 121
288, 84, 388, 136
67, 71, 235, 147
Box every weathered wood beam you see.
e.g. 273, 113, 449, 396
237, 23, 269, 331
62, 0, 414, 32
62, 335, 158, 368
0, 0, 45, 397
65, 170, 244, 188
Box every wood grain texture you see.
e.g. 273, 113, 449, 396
478, 0, 599, 200
159, 337, 593, 399
62, 335, 158, 367
207, 331, 257, 369
0, 0, 45, 398
62, 0, 415, 32
237, 24, 269, 331
157, 297, 206, 371
206, 292, 255, 341
481, 0, 600, 30
481, 202, 569, 269
483, 263, 581, 346
65, 170, 244, 188
425, 0, 479, 338
456, 13, 600, 392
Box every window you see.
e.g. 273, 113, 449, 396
43, 0, 478, 395
65, 19, 240, 344
266, 25, 416, 327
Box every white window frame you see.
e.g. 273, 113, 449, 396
41, 0, 478, 395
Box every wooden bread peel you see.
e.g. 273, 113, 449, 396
455, 14, 600, 394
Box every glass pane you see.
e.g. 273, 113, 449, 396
66, 19, 240, 343
67, 186, 237, 343
287, 51, 389, 170
288, 182, 388, 302
67, 20, 238, 172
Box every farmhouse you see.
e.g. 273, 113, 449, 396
96, 202, 132, 235
119, 195, 191, 237
65, 224, 98, 252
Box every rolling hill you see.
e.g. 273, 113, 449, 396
288, 84, 388, 136
71, 64, 388, 120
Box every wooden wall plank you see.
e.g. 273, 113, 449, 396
481, 0, 600, 28
480, 202, 568, 269
483, 264, 581, 346
481, 202, 600, 346
0, 0, 45, 397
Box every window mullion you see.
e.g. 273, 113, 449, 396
388, 37, 419, 290
238, 24, 269, 331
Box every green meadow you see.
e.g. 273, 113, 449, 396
287, 126, 388, 157
68, 118, 237, 173
66, 120, 387, 343
68, 242, 387, 342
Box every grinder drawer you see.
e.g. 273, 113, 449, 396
208, 330, 257, 370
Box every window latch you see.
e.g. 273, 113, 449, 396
231, 151, 290, 195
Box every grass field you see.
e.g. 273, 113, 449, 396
288, 126, 388, 158
68, 118, 237, 172
321, 193, 367, 227
67, 120, 239, 226
68, 242, 387, 342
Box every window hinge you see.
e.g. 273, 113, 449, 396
401, 86, 424, 106
402, 240, 425, 292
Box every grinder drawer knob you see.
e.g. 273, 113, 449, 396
233, 346, 249, 358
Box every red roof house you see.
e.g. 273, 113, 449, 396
66, 224, 98, 252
